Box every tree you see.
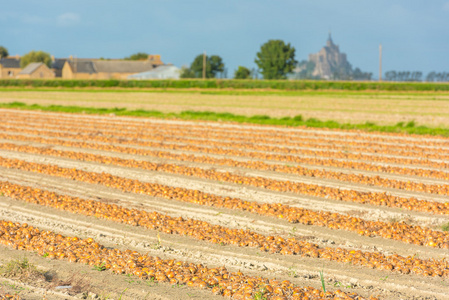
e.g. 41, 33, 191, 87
385, 70, 426, 82
20, 50, 52, 68
180, 66, 195, 78
255, 40, 297, 79
351, 68, 372, 81
182, 54, 225, 78
288, 60, 318, 80
0, 46, 8, 58
426, 72, 436, 82
385, 71, 397, 81
234, 66, 251, 79
432, 72, 449, 82
124, 52, 148, 60
411, 71, 422, 82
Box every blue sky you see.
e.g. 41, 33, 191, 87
2, 0, 449, 78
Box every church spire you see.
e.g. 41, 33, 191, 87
326, 31, 334, 47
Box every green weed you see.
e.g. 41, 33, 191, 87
1, 102, 449, 137
92, 262, 107, 271
118, 288, 128, 300
0, 257, 44, 281
287, 266, 298, 278
333, 281, 353, 288
253, 286, 268, 300
319, 270, 326, 293
441, 222, 449, 231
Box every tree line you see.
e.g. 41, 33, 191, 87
1, 41, 296, 80
180, 40, 297, 80
3, 44, 448, 82
0, 47, 53, 69
384, 71, 449, 82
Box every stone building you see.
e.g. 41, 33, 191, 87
0, 56, 21, 78
289, 34, 371, 80
62, 55, 165, 79
308, 33, 352, 79
51, 56, 69, 78
16, 62, 55, 79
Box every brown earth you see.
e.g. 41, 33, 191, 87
0, 109, 449, 299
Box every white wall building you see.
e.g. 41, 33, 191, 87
128, 65, 181, 80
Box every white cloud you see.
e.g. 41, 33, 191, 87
57, 13, 80, 26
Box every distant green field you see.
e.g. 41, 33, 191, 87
2, 87, 448, 98
1, 78, 449, 91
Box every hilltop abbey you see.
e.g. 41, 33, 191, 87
291, 34, 372, 80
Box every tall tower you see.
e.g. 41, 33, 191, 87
327, 31, 333, 47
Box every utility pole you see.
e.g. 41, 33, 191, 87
202, 51, 206, 79
379, 44, 382, 82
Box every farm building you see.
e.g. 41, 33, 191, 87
16, 62, 55, 79
62, 55, 165, 79
51, 57, 69, 78
127, 65, 181, 80
0, 56, 21, 78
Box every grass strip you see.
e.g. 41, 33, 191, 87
2, 87, 449, 99
1, 102, 448, 137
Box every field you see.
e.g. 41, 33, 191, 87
1, 88, 449, 128
0, 88, 449, 299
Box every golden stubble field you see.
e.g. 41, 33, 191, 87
1, 89, 449, 127
0, 107, 449, 299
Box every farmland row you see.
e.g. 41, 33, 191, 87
1, 109, 449, 299
0, 219, 377, 300
1, 141, 448, 200
0, 295, 20, 300
2, 115, 449, 163
1, 115, 448, 171
3, 130, 449, 185
2, 129, 449, 198
1, 181, 445, 300
4, 165, 446, 259
2, 180, 449, 278
2, 116, 449, 158
1, 155, 449, 250
2, 109, 449, 147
